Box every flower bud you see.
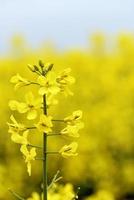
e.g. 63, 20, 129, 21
39, 60, 44, 68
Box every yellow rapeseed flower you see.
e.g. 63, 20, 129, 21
7, 115, 26, 134
37, 72, 60, 96
20, 145, 36, 176
35, 114, 53, 133
9, 92, 41, 120
64, 110, 82, 122
56, 68, 75, 85
8, 100, 19, 111
64, 110, 84, 126
11, 130, 29, 145
61, 125, 80, 138
10, 73, 30, 90
59, 142, 78, 158
56, 68, 75, 96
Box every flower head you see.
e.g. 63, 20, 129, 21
20, 145, 36, 176
35, 114, 53, 133
7, 115, 26, 134
64, 110, 83, 125
56, 68, 75, 85
11, 130, 29, 145
10, 73, 30, 90
56, 68, 75, 96
59, 142, 78, 158
37, 72, 60, 96
9, 92, 42, 120
61, 125, 80, 138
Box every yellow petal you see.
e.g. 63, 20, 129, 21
17, 102, 28, 113
25, 92, 34, 104
20, 145, 29, 156
27, 110, 37, 120
10, 115, 18, 125
10, 73, 20, 83
49, 86, 60, 95
59, 142, 78, 158
37, 76, 46, 86
38, 87, 48, 95
73, 110, 83, 119
11, 131, 28, 144
11, 133, 21, 143
8, 100, 19, 110
61, 125, 80, 138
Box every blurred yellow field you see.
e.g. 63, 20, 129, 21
0, 34, 134, 200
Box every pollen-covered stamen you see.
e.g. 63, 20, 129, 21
41, 123, 47, 127
28, 104, 34, 108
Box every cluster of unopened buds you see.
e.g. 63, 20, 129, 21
7, 60, 84, 200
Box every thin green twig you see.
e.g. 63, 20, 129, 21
48, 170, 62, 190
52, 119, 65, 122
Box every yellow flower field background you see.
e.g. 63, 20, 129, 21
0, 33, 134, 200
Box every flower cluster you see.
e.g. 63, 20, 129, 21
7, 60, 83, 200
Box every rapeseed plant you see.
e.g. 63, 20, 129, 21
7, 60, 84, 200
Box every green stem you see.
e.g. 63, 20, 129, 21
43, 94, 47, 200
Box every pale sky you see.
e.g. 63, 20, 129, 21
0, 0, 134, 52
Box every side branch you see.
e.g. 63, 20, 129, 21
48, 170, 62, 190
52, 119, 65, 122
26, 126, 36, 130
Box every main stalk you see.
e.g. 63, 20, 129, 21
43, 95, 47, 200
